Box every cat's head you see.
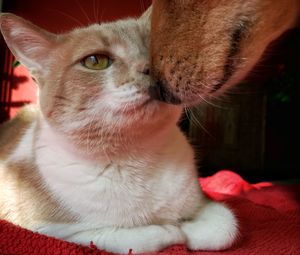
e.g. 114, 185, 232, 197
0, 10, 181, 157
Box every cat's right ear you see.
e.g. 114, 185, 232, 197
0, 13, 56, 74
139, 6, 152, 24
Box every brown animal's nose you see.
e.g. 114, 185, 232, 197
137, 62, 150, 75
148, 81, 182, 105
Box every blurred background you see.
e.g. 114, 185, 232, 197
0, 0, 299, 182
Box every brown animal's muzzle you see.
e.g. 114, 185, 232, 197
148, 82, 182, 105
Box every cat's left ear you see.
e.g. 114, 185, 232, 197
0, 13, 56, 74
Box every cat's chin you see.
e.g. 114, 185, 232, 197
118, 97, 155, 114
114, 98, 181, 127
111, 97, 168, 121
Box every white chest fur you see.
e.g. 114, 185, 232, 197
34, 121, 203, 228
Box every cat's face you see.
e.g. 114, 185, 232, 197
0, 11, 181, 156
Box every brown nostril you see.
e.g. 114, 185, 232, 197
148, 81, 182, 105
137, 62, 150, 75
143, 67, 150, 75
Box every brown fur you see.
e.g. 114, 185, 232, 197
150, 0, 300, 105
0, 105, 38, 159
0, 160, 73, 229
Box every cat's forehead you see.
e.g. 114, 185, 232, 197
61, 19, 147, 61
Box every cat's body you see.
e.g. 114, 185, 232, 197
2, 106, 199, 228
0, 11, 237, 254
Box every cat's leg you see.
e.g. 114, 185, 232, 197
37, 223, 185, 254
180, 201, 238, 251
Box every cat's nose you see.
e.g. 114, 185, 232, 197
137, 62, 150, 75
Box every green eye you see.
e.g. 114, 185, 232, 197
81, 54, 112, 70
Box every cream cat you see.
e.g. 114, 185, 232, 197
0, 11, 237, 254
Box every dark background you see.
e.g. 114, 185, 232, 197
1, 0, 299, 182
185, 29, 300, 182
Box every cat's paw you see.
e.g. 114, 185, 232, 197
36, 223, 185, 254
36, 224, 63, 237
181, 202, 238, 250
35, 223, 92, 239
104, 225, 186, 254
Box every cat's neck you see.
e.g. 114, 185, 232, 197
35, 113, 179, 164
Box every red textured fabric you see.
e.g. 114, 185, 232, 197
0, 170, 299, 255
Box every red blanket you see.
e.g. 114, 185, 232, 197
1, 170, 299, 255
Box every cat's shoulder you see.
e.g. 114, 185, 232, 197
0, 104, 39, 134
0, 104, 39, 159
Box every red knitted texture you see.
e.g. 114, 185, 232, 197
1, 170, 299, 255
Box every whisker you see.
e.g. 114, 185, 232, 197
100, 7, 106, 22
197, 80, 219, 91
93, 0, 97, 22
47, 8, 84, 27
139, 0, 146, 12
76, 0, 92, 24
178, 79, 226, 109
96, 0, 100, 22
183, 107, 192, 127
197, 93, 225, 109
186, 107, 215, 139
227, 56, 248, 61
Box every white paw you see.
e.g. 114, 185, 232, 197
104, 225, 186, 254
36, 224, 64, 238
36, 223, 186, 254
36, 223, 93, 239
181, 202, 238, 250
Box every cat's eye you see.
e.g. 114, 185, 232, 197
81, 54, 112, 70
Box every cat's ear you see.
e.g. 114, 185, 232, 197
0, 13, 56, 73
139, 6, 152, 24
